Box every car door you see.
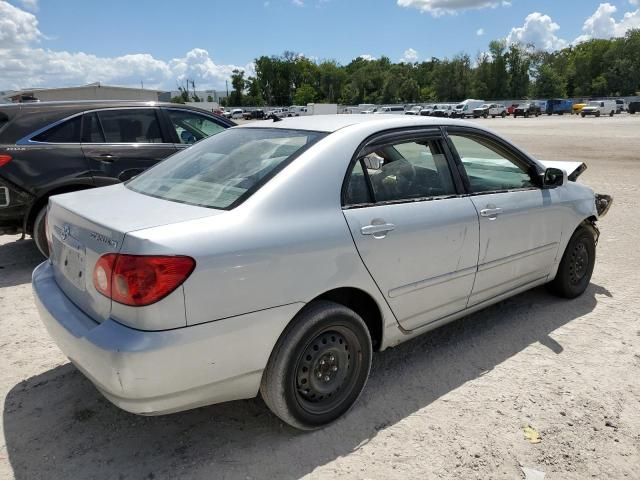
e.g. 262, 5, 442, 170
81, 108, 177, 183
163, 108, 228, 151
342, 130, 480, 331
445, 128, 564, 306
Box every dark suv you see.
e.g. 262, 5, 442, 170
513, 103, 542, 118
0, 101, 235, 255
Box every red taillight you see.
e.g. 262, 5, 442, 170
0, 154, 12, 167
93, 254, 195, 307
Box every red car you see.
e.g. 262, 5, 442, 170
507, 104, 519, 115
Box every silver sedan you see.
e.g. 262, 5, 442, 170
32, 115, 612, 430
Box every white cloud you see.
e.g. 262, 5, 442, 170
575, 3, 640, 43
476, 28, 484, 36
358, 54, 376, 61
506, 12, 567, 51
0, 1, 251, 90
397, 0, 510, 17
292, 0, 304, 5
0, 1, 42, 47
400, 48, 419, 63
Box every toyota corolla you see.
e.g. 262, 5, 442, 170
32, 115, 612, 430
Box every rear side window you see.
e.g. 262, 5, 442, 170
32, 116, 82, 143
97, 109, 164, 143
127, 128, 325, 209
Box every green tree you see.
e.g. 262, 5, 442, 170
534, 64, 566, 98
293, 84, 317, 105
229, 69, 245, 106
207, 95, 213, 102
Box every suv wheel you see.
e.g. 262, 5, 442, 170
260, 300, 372, 430
32, 206, 49, 258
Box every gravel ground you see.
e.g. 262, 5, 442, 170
1, 115, 639, 480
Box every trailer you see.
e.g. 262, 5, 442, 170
307, 103, 338, 115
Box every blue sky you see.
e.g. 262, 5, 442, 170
1, 0, 639, 90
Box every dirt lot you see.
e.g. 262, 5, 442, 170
1, 115, 639, 480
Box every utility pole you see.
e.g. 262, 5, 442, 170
226, 80, 229, 98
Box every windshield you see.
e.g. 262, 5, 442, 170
588, 101, 600, 106
127, 128, 325, 209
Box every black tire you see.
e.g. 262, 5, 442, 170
501, 112, 506, 118
32, 205, 49, 258
596, 111, 601, 117
260, 300, 372, 430
609, 110, 614, 117
548, 225, 596, 299
581, 112, 586, 118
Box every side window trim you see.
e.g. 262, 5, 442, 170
443, 126, 544, 195
341, 128, 462, 209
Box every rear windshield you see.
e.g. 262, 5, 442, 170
127, 128, 325, 210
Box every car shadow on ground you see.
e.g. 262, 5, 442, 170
0, 237, 43, 288
3, 283, 608, 480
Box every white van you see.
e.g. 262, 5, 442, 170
453, 99, 485, 118
374, 106, 406, 115
581, 100, 617, 117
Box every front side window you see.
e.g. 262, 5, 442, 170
97, 109, 164, 143
127, 128, 324, 209
449, 134, 536, 193
32, 115, 82, 143
344, 138, 456, 205
167, 109, 225, 144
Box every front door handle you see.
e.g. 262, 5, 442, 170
480, 207, 503, 218
361, 223, 396, 236
87, 153, 119, 163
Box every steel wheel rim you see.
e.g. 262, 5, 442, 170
293, 326, 360, 415
569, 240, 589, 285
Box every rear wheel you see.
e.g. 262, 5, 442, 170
260, 301, 372, 430
548, 225, 596, 298
32, 205, 49, 258
609, 110, 614, 117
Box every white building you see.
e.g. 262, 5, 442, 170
3, 83, 169, 103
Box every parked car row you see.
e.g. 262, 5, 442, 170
354, 97, 638, 119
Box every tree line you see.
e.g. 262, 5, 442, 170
176, 30, 640, 107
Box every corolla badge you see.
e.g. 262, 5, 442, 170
60, 224, 71, 240
89, 231, 118, 249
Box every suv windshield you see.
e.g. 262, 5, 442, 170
127, 128, 325, 209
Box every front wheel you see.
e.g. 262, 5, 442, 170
32, 205, 49, 258
581, 112, 586, 118
548, 225, 596, 298
260, 301, 372, 430
596, 111, 601, 117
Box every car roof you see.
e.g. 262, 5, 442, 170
0, 100, 210, 112
238, 114, 481, 133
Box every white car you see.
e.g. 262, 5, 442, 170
473, 104, 507, 118
34, 115, 612, 430
404, 106, 423, 115
581, 100, 617, 117
230, 108, 244, 120
374, 106, 405, 114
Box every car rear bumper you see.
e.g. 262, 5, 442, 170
32, 261, 303, 415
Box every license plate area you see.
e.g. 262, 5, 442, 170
59, 239, 87, 291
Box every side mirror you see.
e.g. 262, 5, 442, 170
543, 167, 565, 188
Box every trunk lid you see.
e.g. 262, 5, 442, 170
47, 184, 222, 323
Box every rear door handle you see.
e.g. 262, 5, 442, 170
480, 207, 503, 218
87, 153, 118, 163
361, 223, 395, 236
